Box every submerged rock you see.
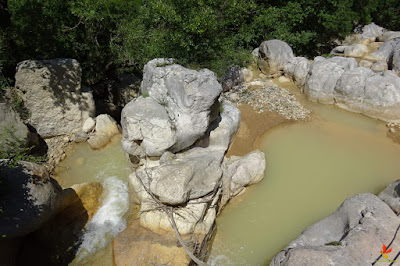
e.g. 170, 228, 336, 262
15, 59, 95, 138
259, 40, 294, 77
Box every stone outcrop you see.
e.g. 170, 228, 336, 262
358, 22, 385, 40
284, 57, 310, 87
220, 150, 265, 210
379, 31, 400, 42
336, 70, 400, 121
270, 193, 400, 266
129, 101, 242, 235
259, 40, 294, 77
120, 59, 266, 264
15, 59, 95, 138
280, 26, 400, 122
121, 58, 221, 157
366, 37, 400, 62
0, 160, 76, 239
303, 57, 358, 104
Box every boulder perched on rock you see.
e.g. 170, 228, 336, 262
14, 59, 95, 138
0, 102, 30, 150
270, 193, 400, 266
284, 57, 310, 87
87, 114, 120, 149
121, 58, 222, 157
259, 40, 294, 77
0, 160, 72, 239
304, 57, 357, 104
129, 102, 241, 234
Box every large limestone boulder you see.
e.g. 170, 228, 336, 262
259, 40, 294, 77
220, 150, 265, 210
379, 179, 400, 214
121, 58, 222, 157
334, 70, 400, 122
358, 22, 385, 40
129, 102, 241, 235
393, 47, 400, 74
366, 38, 400, 62
0, 102, 30, 150
304, 57, 357, 104
284, 57, 310, 87
380, 31, 400, 43
15, 59, 95, 138
0, 160, 72, 239
334, 67, 374, 103
270, 193, 400, 266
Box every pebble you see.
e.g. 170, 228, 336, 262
222, 82, 311, 120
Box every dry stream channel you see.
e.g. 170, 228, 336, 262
54, 88, 400, 265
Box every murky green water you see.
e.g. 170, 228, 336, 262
208, 105, 400, 265
54, 134, 132, 264
54, 134, 131, 188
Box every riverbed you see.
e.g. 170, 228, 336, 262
208, 102, 400, 265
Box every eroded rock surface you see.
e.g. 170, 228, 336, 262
121, 58, 221, 157
304, 57, 357, 104
259, 40, 294, 77
270, 193, 400, 266
15, 59, 95, 138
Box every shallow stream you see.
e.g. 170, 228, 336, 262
53, 88, 400, 265
54, 134, 132, 264
208, 104, 400, 265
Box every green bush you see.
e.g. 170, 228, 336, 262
0, 0, 398, 85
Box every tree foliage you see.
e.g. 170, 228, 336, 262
0, 0, 399, 84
